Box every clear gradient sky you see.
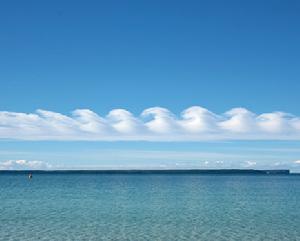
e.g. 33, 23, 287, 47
0, 0, 300, 171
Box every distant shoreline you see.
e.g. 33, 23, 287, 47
0, 169, 295, 175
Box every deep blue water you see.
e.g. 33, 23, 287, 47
0, 173, 299, 240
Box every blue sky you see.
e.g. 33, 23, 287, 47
0, 0, 300, 171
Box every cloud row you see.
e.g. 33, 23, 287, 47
0, 160, 51, 170
0, 106, 300, 141
1, 159, 299, 170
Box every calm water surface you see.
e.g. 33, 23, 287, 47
0, 174, 299, 240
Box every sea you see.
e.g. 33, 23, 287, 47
0, 172, 299, 240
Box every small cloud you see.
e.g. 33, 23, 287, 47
244, 161, 257, 167
0, 160, 52, 170
294, 160, 300, 164
215, 160, 224, 164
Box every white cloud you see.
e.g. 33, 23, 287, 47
294, 160, 300, 164
220, 108, 256, 133
0, 160, 52, 170
179, 106, 218, 133
107, 109, 142, 134
244, 161, 257, 167
142, 107, 178, 134
0, 106, 300, 141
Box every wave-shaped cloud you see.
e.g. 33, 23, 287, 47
0, 106, 300, 141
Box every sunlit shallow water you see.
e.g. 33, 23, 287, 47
0, 173, 299, 240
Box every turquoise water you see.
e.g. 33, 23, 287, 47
0, 174, 299, 240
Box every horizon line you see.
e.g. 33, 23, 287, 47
0, 169, 295, 174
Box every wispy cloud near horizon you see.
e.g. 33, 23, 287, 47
0, 159, 52, 170
0, 157, 298, 171
1, 106, 300, 141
